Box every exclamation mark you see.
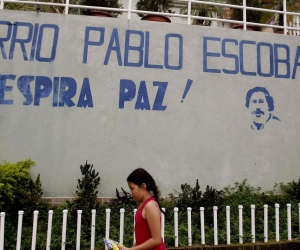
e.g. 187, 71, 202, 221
181, 79, 193, 103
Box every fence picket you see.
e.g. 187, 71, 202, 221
91, 209, 96, 250
120, 208, 125, 244
213, 206, 218, 245
251, 205, 255, 243
226, 206, 230, 245
105, 208, 111, 249
16, 211, 24, 250
0, 212, 5, 250
76, 210, 82, 250
238, 205, 243, 244
61, 209, 68, 250
46, 210, 53, 250
264, 205, 268, 243
299, 203, 300, 237
275, 204, 280, 242
31, 211, 39, 250
200, 207, 205, 245
161, 208, 165, 242
174, 208, 178, 247
187, 207, 192, 246
287, 204, 291, 241
133, 209, 137, 245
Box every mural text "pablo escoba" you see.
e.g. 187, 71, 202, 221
203, 36, 300, 79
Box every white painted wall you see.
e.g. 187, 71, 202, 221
0, 10, 299, 198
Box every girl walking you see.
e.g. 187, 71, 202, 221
119, 168, 166, 250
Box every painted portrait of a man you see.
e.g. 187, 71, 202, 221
245, 87, 280, 130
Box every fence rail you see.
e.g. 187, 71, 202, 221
0, 203, 300, 249
1, 0, 300, 34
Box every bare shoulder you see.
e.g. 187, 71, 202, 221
144, 200, 160, 213
145, 199, 158, 208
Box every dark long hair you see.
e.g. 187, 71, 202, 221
245, 87, 274, 111
127, 168, 165, 215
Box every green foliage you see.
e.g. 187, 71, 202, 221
79, 0, 123, 16
108, 187, 136, 246
0, 159, 45, 217
168, 179, 224, 245
0, 159, 48, 249
67, 160, 101, 216
4, 2, 36, 11
279, 179, 300, 201
4, 0, 80, 14
135, 0, 174, 17
261, 0, 299, 27
180, 0, 225, 26
160, 197, 177, 245
230, 0, 262, 30
112, 187, 136, 209
66, 161, 101, 248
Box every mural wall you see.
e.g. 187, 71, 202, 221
1, 10, 300, 198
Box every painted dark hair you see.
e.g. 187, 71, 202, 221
245, 87, 274, 111
127, 168, 165, 214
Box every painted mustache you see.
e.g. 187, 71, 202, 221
252, 109, 265, 115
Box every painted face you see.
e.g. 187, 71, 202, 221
128, 181, 143, 202
249, 91, 269, 124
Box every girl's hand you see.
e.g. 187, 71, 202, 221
118, 244, 130, 250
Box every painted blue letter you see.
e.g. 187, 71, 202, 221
0, 21, 12, 59
9, 22, 33, 61
222, 39, 238, 74
0, 74, 15, 104
153, 81, 167, 111
144, 32, 163, 69
34, 76, 52, 106
104, 28, 122, 66
203, 36, 221, 73
59, 77, 77, 107
292, 46, 300, 79
17, 75, 34, 105
257, 42, 274, 77
273, 44, 290, 78
119, 79, 136, 109
240, 40, 256, 76
77, 78, 93, 108
164, 34, 183, 70
83, 27, 105, 63
135, 81, 150, 110
124, 30, 144, 67
35, 24, 59, 62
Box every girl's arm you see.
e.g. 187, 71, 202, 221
119, 201, 162, 250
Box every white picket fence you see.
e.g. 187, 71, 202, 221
1, 0, 300, 34
0, 203, 299, 250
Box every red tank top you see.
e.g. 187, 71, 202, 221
135, 196, 166, 250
